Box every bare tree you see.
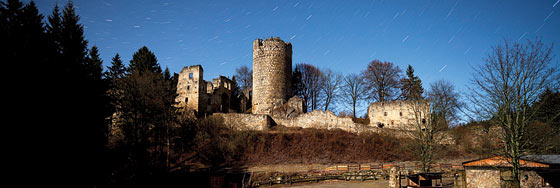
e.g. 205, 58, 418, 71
234, 65, 252, 93
234, 65, 252, 112
469, 39, 557, 187
427, 79, 462, 129
320, 69, 342, 111
403, 80, 462, 173
295, 63, 323, 112
342, 73, 367, 118
362, 60, 402, 102
406, 99, 436, 173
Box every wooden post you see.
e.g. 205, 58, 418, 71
390, 166, 401, 188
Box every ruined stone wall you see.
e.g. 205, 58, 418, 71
368, 100, 430, 130
176, 65, 234, 115
207, 76, 234, 113
252, 37, 292, 115
212, 113, 273, 131
465, 168, 500, 188
271, 96, 304, 119
273, 110, 360, 132
176, 65, 206, 114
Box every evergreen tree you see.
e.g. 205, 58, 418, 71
1, 0, 46, 68
3, 0, 110, 186
60, 1, 88, 76
163, 66, 171, 80
46, 4, 62, 56
533, 89, 560, 128
85, 45, 104, 80
50, 1, 109, 186
114, 69, 177, 183
400, 65, 424, 100
129, 46, 161, 74
105, 53, 126, 81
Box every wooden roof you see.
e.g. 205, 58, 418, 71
462, 156, 550, 168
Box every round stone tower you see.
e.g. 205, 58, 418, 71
252, 37, 292, 115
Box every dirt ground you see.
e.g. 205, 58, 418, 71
248, 164, 330, 173
272, 180, 389, 188
259, 177, 455, 188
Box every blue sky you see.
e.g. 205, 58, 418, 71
29, 0, 560, 115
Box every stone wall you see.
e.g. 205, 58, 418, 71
368, 100, 430, 130
466, 168, 546, 188
273, 110, 361, 132
271, 96, 304, 119
465, 168, 500, 188
212, 113, 274, 131
175, 65, 234, 116
520, 170, 544, 188
252, 37, 292, 115
207, 76, 234, 113
176, 65, 206, 114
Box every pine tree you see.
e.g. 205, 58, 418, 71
60, 1, 88, 76
129, 46, 161, 74
163, 66, 171, 80
46, 4, 62, 55
400, 65, 424, 100
1, 0, 46, 67
105, 53, 126, 81
49, 1, 109, 186
85, 45, 104, 80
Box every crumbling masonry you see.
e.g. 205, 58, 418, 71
252, 37, 292, 115
367, 100, 430, 130
175, 65, 234, 115
176, 37, 427, 133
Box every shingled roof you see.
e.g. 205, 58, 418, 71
462, 155, 560, 168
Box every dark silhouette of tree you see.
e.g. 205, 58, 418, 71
294, 63, 323, 112
401, 65, 424, 100
532, 89, 560, 128
85, 45, 104, 79
46, 4, 62, 55
1, 0, 47, 70
105, 53, 126, 81
45, 1, 110, 186
292, 67, 304, 99
362, 60, 402, 102
110, 46, 177, 184
129, 46, 161, 74
524, 89, 560, 154
163, 66, 171, 80
59, 1, 88, 75
2, 0, 113, 185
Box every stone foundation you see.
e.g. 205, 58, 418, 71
212, 113, 274, 131
272, 110, 359, 132
465, 169, 501, 188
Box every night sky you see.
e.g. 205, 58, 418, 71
30, 0, 560, 114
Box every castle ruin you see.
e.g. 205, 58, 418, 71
175, 65, 235, 115
175, 37, 428, 133
252, 37, 292, 115
368, 100, 430, 130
